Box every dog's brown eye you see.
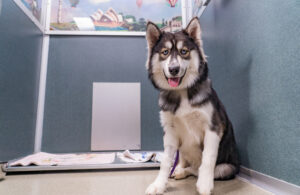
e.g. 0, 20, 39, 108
180, 49, 189, 56
161, 49, 169, 56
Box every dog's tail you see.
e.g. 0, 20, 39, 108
214, 163, 239, 180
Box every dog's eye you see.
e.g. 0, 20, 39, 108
161, 49, 170, 56
180, 49, 189, 56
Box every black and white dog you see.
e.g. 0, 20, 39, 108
145, 17, 239, 195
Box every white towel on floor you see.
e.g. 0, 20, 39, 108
10, 152, 115, 166
117, 150, 162, 163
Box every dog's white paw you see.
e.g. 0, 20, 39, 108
196, 174, 213, 195
145, 181, 166, 195
173, 167, 187, 180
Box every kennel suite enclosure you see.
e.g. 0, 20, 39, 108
2, 0, 207, 170
0, 0, 300, 194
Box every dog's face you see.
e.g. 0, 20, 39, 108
146, 17, 207, 90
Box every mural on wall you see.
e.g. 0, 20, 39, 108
50, 0, 182, 33
20, 0, 42, 21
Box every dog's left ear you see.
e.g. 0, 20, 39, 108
185, 17, 202, 47
185, 17, 206, 61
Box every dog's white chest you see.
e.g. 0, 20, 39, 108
174, 91, 213, 144
175, 91, 213, 124
167, 92, 213, 168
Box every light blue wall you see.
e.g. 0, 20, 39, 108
0, 1, 43, 161
42, 36, 163, 152
200, 0, 300, 186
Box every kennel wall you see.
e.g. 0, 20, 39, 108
0, 0, 43, 161
0, 0, 299, 188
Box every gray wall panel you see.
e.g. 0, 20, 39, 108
200, 0, 300, 185
0, 1, 43, 161
43, 36, 163, 152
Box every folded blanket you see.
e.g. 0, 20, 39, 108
117, 150, 163, 163
10, 152, 115, 166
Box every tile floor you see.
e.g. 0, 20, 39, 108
0, 168, 273, 195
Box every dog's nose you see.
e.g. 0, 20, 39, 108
169, 66, 180, 76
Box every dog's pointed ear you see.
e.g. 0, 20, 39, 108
185, 17, 207, 61
185, 17, 202, 47
146, 22, 161, 49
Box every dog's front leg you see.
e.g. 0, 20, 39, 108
145, 131, 178, 195
197, 130, 221, 195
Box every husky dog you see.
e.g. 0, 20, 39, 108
145, 17, 239, 195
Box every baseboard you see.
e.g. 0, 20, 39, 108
238, 166, 300, 195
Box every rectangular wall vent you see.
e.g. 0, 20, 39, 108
91, 82, 141, 151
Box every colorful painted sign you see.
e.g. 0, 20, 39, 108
50, 0, 182, 33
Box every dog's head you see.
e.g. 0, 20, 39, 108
146, 17, 207, 90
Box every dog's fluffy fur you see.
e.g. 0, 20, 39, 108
145, 18, 239, 195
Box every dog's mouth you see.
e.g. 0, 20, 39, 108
168, 77, 181, 87
163, 69, 187, 88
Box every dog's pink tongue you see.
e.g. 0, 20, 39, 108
168, 78, 180, 87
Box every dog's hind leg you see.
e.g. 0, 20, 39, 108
214, 163, 238, 180
172, 154, 198, 179
173, 166, 198, 179
185, 167, 198, 176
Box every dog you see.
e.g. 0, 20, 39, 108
145, 17, 240, 195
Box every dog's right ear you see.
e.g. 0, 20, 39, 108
146, 22, 161, 49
